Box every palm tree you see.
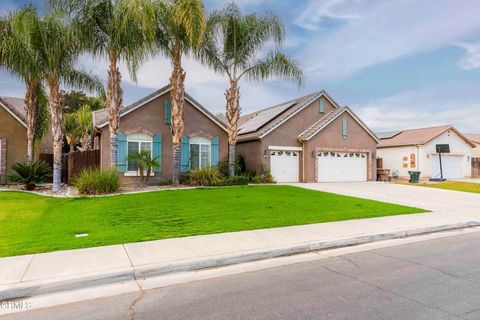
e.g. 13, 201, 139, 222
18, 9, 104, 192
0, 7, 47, 163
64, 105, 95, 153
50, 0, 157, 168
198, 3, 303, 177
154, 0, 206, 185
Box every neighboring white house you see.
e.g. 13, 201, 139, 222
377, 125, 475, 180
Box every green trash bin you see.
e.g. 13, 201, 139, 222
408, 171, 421, 183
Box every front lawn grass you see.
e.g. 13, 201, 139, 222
411, 181, 480, 194
0, 185, 426, 257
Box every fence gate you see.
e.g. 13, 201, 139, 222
67, 150, 101, 183
473, 158, 480, 177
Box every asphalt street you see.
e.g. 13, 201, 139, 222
4, 231, 480, 320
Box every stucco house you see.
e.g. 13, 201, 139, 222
236, 91, 380, 183
93, 85, 228, 184
0, 97, 52, 183
377, 125, 475, 180
463, 133, 480, 158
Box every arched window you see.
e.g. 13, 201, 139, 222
190, 137, 211, 170
127, 133, 152, 172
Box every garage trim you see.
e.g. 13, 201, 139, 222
268, 145, 303, 151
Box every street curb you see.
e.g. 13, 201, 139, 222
1, 221, 479, 300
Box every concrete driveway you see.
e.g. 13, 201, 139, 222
289, 182, 480, 215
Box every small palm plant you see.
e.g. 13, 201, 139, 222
128, 151, 160, 186
7, 161, 52, 190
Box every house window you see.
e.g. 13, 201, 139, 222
319, 98, 325, 113
127, 134, 152, 172
190, 137, 211, 170
342, 116, 348, 139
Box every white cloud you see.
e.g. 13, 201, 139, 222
456, 42, 480, 70
296, 0, 362, 31
354, 89, 480, 133
298, 0, 480, 80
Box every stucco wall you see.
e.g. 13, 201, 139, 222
471, 144, 480, 158
0, 106, 27, 175
304, 112, 377, 182
377, 130, 473, 178
236, 139, 262, 173
254, 97, 336, 180
99, 94, 228, 184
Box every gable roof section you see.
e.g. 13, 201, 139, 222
298, 107, 380, 143
93, 85, 227, 132
0, 96, 26, 127
376, 131, 401, 139
463, 133, 480, 145
237, 90, 341, 140
378, 125, 476, 148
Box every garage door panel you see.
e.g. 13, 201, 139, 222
270, 150, 300, 183
431, 155, 463, 179
317, 152, 367, 182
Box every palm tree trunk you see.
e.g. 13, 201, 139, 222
24, 80, 39, 163
48, 79, 65, 193
170, 46, 186, 186
106, 52, 123, 168
226, 79, 240, 177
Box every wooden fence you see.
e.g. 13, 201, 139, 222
473, 158, 480, 177
39, 150, 100, 183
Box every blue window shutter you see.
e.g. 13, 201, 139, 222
211, 136, 219, 167
180, 135, 190, 172
319, 99, 325, 113
342, 116, 348, 138
117, 132, 127, 173
152, 133, 162, 173
164, 99, 171, 124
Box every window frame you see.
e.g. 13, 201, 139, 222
189, 137, 212, 171
125, 134, 153, 176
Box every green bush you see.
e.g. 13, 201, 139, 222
218, 153, 247, 177
218, 175, 250, 186
251, 167, 276, 184
74, 168, 119, 195
7, 161, 52, 190
188, 167, 223, 186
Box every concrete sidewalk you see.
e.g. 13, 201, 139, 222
1, 209, 479, 301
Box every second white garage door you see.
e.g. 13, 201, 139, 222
317, 152, 367, 182
431, 154, 464, 179
270, 150, 300, 183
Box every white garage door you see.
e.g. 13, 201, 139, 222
317, 152, 367, 182
431, 154, 464, 179
270, 150, 300, 183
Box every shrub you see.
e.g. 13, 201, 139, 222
218, 175, 250, 186
7, 161, 52, 190
74, 168, 119, 195
251, 167, 276, 184
188, 167, 223, 186
218, 153, 247, 177
127, 151, 160, 186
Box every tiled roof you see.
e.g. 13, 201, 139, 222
298, 107, 346, 141
378, 125, 475, 148
0, 96, 26, 124
376, 131, 401, 139
463, 133, 480, 144
93, 85, 226, 131
238, 90, 340, 139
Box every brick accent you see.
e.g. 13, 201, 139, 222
0, 138, 6, 184
124, 127, 155, 137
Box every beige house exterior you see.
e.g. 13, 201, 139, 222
0, 97, 52, 183
237, 91, 380, 183
93, 86, 228, 184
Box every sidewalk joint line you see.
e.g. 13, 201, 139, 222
20, 254, 36, 282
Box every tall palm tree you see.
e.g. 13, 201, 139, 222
154, 0, 206, 186
198, 3, 303, 177
18, 9, 103, 192
50, 0, 157, 168
0, 7, 46, 163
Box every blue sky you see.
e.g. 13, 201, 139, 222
1, 0, 480, 133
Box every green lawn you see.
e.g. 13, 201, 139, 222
412, 181, 480, 194
0, 185, 426, 257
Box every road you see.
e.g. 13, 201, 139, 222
4, 231, 480, 320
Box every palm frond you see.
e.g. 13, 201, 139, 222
241, 51, 303, 86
